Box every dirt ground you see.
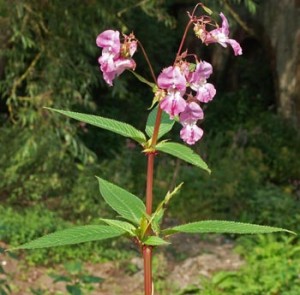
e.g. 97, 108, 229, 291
0, 234, 243, 295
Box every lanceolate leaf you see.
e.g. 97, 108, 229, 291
164, 220, 295, 236
145, 106, 175, 140
97, 177, 146, 225
45, 108, 146, 144
100, 218, 136, 235
11, 225, 125, 250
156, 141, 210, 173
143, 236, 170, 246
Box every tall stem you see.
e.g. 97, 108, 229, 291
143, 245, 153, 295
146, 153, 155, 215
143, 98, 163, 295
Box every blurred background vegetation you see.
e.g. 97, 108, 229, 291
0, 0, 300, 294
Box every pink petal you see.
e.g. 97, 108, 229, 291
228, 39, 243, 56
180, 124, 203, 145
115, 58, 136, 76
102, 70, 116, 87
180, 102, 204, 124
157, 66, 186, 91
98, 51, 116, 73
188, 61, 213, 84
96, 30, 120, 55
195, 83, 216, 103
219, 13, 230, 36
160, 90, 187, 118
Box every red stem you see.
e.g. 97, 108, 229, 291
143, 246, 153, 295
138, 40, 157, 84
175, 19, 193, 61
143, 89, 163, 295
146, 153, 155, 215
142, 7, 197, 295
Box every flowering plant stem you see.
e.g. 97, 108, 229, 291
10, 4, 294, 295
144, 105, 163, 294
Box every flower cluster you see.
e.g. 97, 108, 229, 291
96, 12, 242, 145
96, 30, 137, 86
157, 61, 214, 145
156, 12, 242, 145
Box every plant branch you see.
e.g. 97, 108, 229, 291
175, 19, 193, 60
137, 40, 157, 84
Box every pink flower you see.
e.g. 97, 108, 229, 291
196, 13, 242, 56
188, 61, 216, 103
180, 102, 204, 124
180, 124, 204, 145
96, 30, 137, 86
96, 30, 120, 55
160, 90, 187, 118
188, 61, 213, 83
157, 66, 186, 92
194, 82, 216, 103
100, 57, 136, 86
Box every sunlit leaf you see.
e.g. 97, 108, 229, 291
164, 220, 295, 236
143, 236, 170, 246
97, 177, 146, 225
156, 141, 210, 173
45, 108, 146, 144
100, 218, 136, 235
10, 225, 125, 250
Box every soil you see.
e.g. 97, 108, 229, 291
0, 235, 243, 295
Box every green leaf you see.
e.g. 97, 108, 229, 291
129, 71, 156, 88
81, 275, 104, 284
145, 106, 175, 140
100, 218, 136, 235
97, 177, 146, 225
164, 220, 296, 236
156, 141, 210, 173
10, 225, 125, 250
45, 108, 146, 144
143, 236, 170, 246
150, 183, 184, 235
66, 284, 82, 295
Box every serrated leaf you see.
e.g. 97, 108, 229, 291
100, 218, 136, 235
164, 220, 295, 235
145, 106, 175, 140
156, 141, 210, 173
10, 225, 125, 250
143, 236, 170, 246
129, 71, 156, 88
97, 177, 146, 225
45, 108, 146, 144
